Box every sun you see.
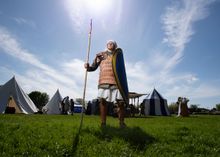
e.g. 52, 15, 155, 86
65, 0, 114, 31
65, 0, 113, 16
84, 0, 112, 13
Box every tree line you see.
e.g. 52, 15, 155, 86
28, 90, 220, 114
168, 102, 220, 114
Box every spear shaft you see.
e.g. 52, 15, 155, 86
79, 19, 92, 132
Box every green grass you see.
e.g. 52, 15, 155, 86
0, 114, 220, 157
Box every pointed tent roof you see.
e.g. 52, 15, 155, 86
43, 89, 62, 114
0, 77, 38, 114
145, 88, 166, 100
143, 88, 170, 116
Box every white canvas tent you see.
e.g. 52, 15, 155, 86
143, 88, 170, 116
0, 77, 38, 114
42, 89, 62, 114
6, 96, 23, 113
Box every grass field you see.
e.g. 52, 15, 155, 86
0, 114, 220, 157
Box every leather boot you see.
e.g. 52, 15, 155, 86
117, 101, 126, 128
99, 98, 107, 127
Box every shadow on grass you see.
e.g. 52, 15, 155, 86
72, 129, 81, 156
84, 125, 156, 151
126, 116, 156, 119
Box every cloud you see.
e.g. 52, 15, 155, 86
0, 26, 74, 84
124, 56, 220, 107
127, 0, 218, 107
165, 81, 220, 101
122, 53, 220, 106
0, 25, 152, 102
0, 0, 219, 108
61, 59, 99, 99
191, 83, 220, 98
126, 59, 200, 93
0, 26, 84, 97
64, 0, 86, 33
0, 25, 102, 101
13, 17, 36, 28
144, 0, 218, 103
161, 0, 215, 72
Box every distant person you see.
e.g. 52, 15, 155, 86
86, 101, 92, 115
70, 99, 75, 115
58, 100, 62, 114
84, 40, 126, 128
61, 99, 65, 114
62, 96, 70, 114
177, 97, 189, 117
130, 104, 135, 117
140, 102, 145, 116
64, 96, 70, 114
94, 99, 100, 115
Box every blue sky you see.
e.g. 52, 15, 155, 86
0, 0, 220, 109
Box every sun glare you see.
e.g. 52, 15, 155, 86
65, 0, 115, 31
66, 0, 112, 16
84, 0, 112, 13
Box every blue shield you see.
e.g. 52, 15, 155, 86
112, 48, 129, 105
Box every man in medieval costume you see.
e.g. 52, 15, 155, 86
84, 40, 126, 128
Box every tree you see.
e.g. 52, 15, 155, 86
28, 91, 49, 110
189, 104, 199, 113
168, 102, 178, 114
216, 104, 220, 111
